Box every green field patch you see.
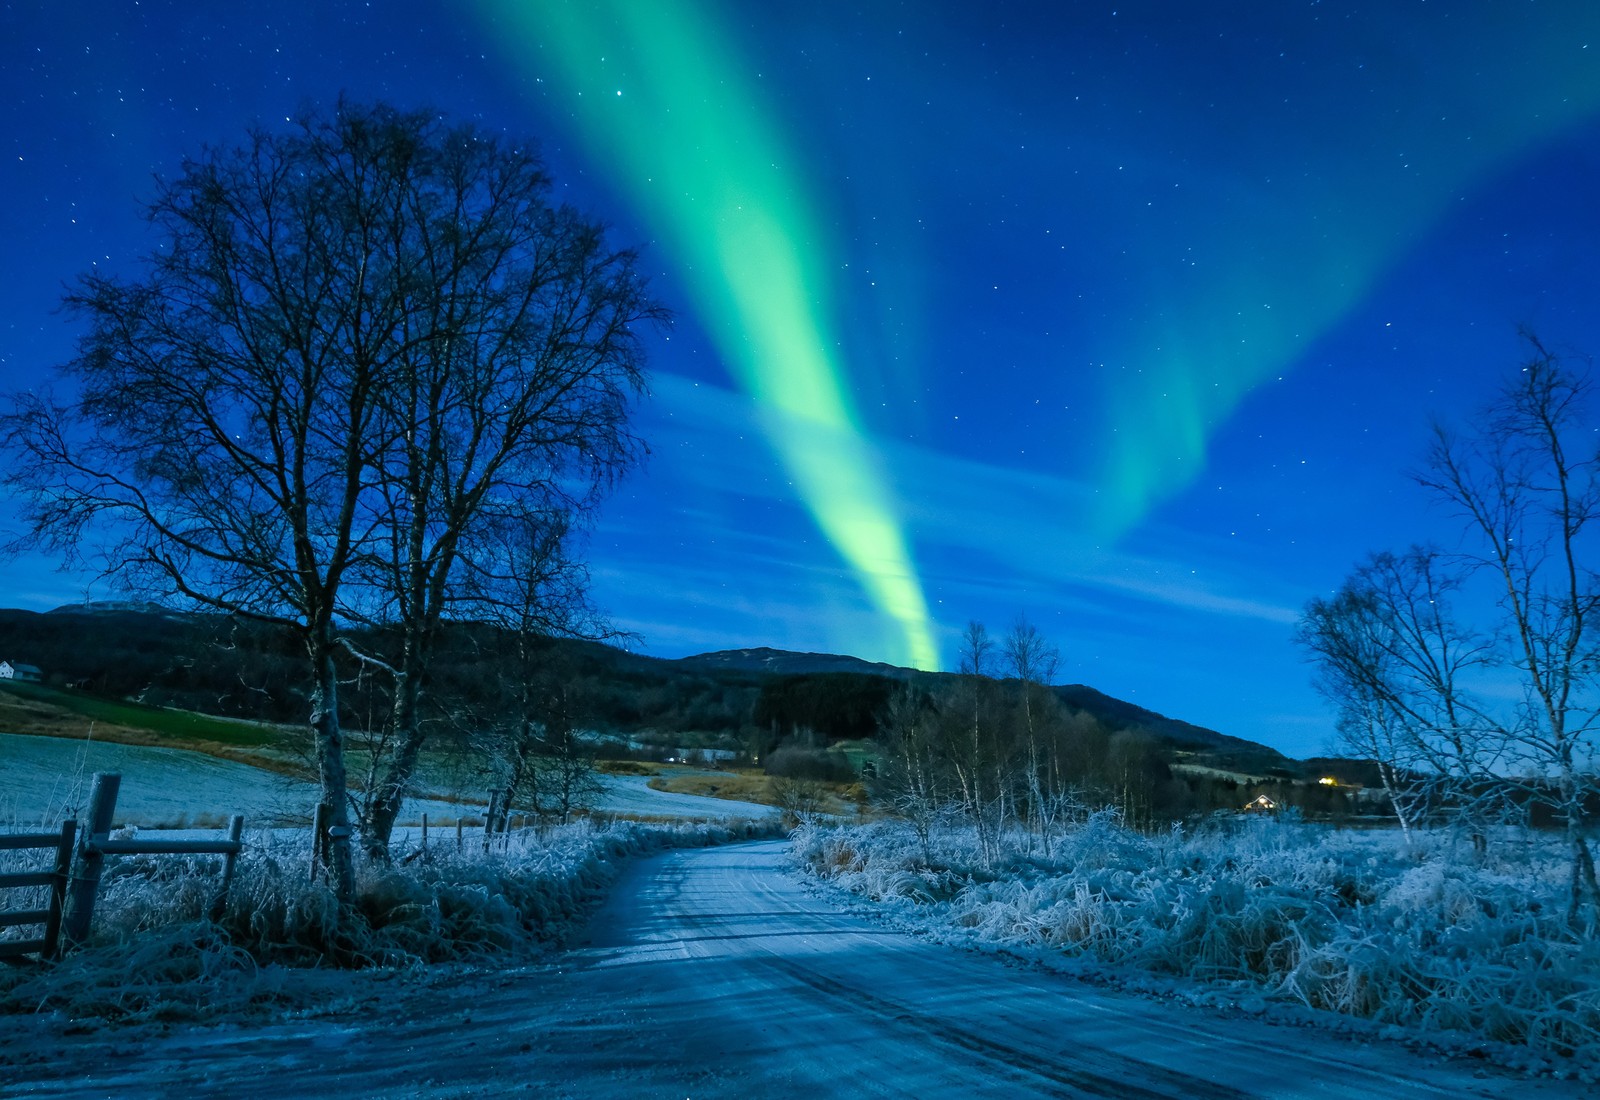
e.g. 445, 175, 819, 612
0, 680, 284, 748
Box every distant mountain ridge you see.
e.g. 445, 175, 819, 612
1053, 683, 1282, 761
675, 647, 914, 678
1, 605, 1286, 768
48, 600, 193, 619
677, 646, 1283, 763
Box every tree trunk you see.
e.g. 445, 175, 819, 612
365, 641, 427, 858
506, 718, 546, 820
307, 628, 356, 903
1377, 761, 1413, 849
1572, 833, 1600, 923
1563, 769, 1600, 923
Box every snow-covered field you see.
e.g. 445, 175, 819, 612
0, 733, 778, 827
793, 816, 1600, 1079
1, 732, 349, 827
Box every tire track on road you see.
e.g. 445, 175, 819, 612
753, 953, 1252, 1100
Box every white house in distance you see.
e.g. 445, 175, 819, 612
0, 661, 43, 683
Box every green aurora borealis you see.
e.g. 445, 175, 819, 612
8, 0, 1600, 749
481, 0, 1600, 671
487, 0, 939, 669
1079, 6, 1600, 535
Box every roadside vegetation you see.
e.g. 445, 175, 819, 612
0, 817, 777, 1023
796, 816, 1600, 1079
809, 345, 1600, 1080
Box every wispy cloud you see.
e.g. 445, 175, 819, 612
633, 372, 1304, 643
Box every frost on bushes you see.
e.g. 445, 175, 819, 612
242, 819, 767, 967
0, 817, 773, 1021
0, 923, 269, 1024
794, 817, 1600, 1070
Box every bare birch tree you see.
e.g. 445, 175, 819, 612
1300, 336, 1600, 917
1297, 547, 1498, 844
0, 105, 435, 903
1003, 615, 1067, 855
469, 509, 610, 828
344, 108, 659, 856
945, 621, 1010, 864
872, 684, 947, 862
1418, 338, 1600, 916
1, 99, 660, 892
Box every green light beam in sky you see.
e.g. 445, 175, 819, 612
1081, 10, 1600, 536
480, 0, 939, 670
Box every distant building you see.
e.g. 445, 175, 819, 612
1243, 793, 1278, 813
671, 747, 739, 765
0, 661, 43, 683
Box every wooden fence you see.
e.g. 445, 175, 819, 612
0, 821, 76, 961
0, 772, 243, 961
4, 774, 528, 959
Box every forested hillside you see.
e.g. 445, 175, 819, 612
1, 604, 1353, 822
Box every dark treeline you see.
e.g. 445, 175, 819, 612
1, 606, 1352, 804
4, 606, 1371, 841
0, 607, 1228, 758
872, 674, 1358, 864
1, 606, 308, 721
868, 620, 1368, 863
753, 673, 898, 742
0, 606, 761, 743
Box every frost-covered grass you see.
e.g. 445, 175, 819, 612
1, 732, 325, 827
1, 816, 777, 1023
793, 815, 1600, 1075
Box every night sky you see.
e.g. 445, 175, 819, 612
4, 1, 1600, 757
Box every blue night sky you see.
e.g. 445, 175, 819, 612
3, 1, 1599, 757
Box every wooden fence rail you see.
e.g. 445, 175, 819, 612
61, 773, 246, 950
2, 772, 250, 961
0, 822, 77, 961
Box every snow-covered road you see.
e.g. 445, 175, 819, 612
2, 841, 1585, 1098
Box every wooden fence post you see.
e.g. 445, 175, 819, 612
421, 813, 429, 851
42, 819, 77, 959
456, 817, 463, 851
59, 771, 120, 953
209, 814, 245, 922
484, 790, 502, 850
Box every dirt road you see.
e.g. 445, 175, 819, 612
1, 840, 1584, 1098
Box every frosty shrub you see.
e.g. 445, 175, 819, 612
793, 817, 1600, 1073
1, 817, 776, 1022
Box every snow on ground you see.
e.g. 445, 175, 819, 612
0, 732, 328, 827
1, 840, 1585, 1098
595, 772, 777, 819
0, 732, 776, 828
0, 819, 775, 1023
